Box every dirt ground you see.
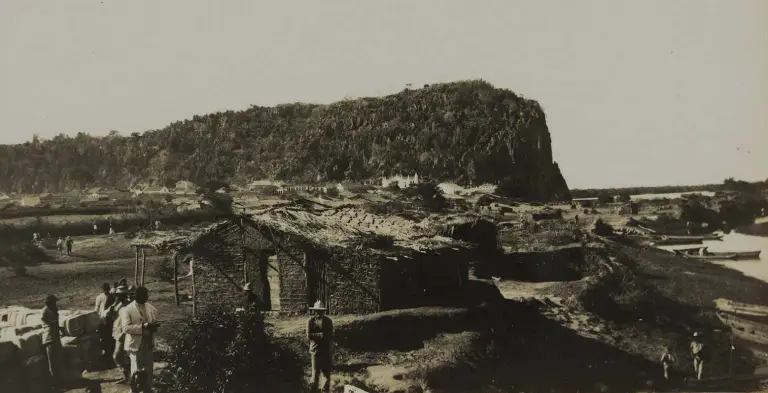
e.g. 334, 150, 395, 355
4, 208, 768, 392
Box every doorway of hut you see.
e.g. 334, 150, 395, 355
247, 250, 281, 311
306, 251, 329, 313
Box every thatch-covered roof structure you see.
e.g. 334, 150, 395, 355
130, 201, 476, 254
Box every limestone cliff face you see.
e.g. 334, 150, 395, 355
0, 80, 570, 200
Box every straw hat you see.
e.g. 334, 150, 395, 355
309, 300, 327, 311
114, 285, 129, 294
45, 294, 58, 303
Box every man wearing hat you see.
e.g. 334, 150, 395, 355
691, 332, 705, 380
41, 294, 64, 387
306, 300, 333, 393
121, 286, 160, 392
241, 282, 265, 313
109, 282, 132, 383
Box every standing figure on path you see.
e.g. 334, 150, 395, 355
56, 237, 64, 255
109, 284, 132, 383
93, 221, 98, 235
691, 332, 705, 380
660, 345, 675, 380
42, 294, 63, 388
121, 286, 159, 392
65, 236, 73, 255
306, 300, 333, 393
95, 283, 116, 364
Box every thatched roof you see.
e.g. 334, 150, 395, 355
131, 203, 473, 254
248, 205, 470, 252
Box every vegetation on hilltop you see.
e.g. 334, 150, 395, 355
0, 80, 569, 201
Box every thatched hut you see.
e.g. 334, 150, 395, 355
131, 204, 479, 315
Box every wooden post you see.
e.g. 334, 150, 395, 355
191, 259, 197, 317
241, 218, 248, 285
173, 251, 179, 306
141, 248, 147, 286
134, 247, 139, 286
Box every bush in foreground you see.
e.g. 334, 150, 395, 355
162, 307, 304, 393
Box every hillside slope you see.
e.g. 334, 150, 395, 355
0, 80, 570, 201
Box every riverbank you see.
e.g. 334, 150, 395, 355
736, 221, 768, 237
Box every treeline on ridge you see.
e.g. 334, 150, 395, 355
0, 80, 570, 201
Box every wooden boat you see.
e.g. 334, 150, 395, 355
678, 252, 737, 260
716, 311, 768, 347
674, 247, 760, 260
715, 298, 768, 318
651, 238, 704, 246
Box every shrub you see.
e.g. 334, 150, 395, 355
163, 307, 304, 393
325, 187, 339, 198
153, 256, 175, 283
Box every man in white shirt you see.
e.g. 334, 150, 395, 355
121, 286, 160, 392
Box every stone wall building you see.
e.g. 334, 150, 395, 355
131, 203, 484, 315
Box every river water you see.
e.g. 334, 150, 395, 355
631, 191, 716, 201
657, 219, 768, 283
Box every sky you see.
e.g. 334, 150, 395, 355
0, 1, 766, 189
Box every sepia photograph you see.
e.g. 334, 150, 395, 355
0, 1, 766, 392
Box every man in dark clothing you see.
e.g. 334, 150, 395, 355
42, 294, 64, 388
95, 283, 116, 366
306, 300, 333, 393
241, 283, 265, 313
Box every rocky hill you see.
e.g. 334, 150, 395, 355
0, 80, 570, 201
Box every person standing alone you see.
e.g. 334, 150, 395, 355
306, 300, 333, 393
121, 286, 159, 392
691, 332, 706, 380
94, 283, 116, 365
42, 294, 64, 389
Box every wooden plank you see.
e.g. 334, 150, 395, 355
192, 260, 197, 317
173, 252, 179, 306
134, 247, 139, 286
141, 248, 147, 286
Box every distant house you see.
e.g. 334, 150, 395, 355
464, 183, 496, 195
0, 193, 10, 201
381, 173, 419, 189
215, 187, 229, 194
175, 181, 198, 195
572, 197, 598, 209
176, 200, 203, 213
143, 186, 170, 195
22, 196, 42, 207
438, 182, 465, 195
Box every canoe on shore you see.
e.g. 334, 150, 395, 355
716, 311, 768, 347
663, 234, 723, 241
651, 238, 704, 246
673, 247, 761, 260
715, 299, 768, 318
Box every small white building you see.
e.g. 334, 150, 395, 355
143, 186, 170, 195
174, 181, 198, 195
0, 193, 9, 201
464, 183, 496, 194
437, 182, 465, 195
22, 196, 41, 207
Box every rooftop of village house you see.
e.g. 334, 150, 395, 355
130, 201, 483, 254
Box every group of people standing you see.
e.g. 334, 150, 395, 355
40, 281, 159, 392
660, 332, 708, 383
56, 236, 74, 256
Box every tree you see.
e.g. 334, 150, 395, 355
616, 193, 631, 203
597, 192, 613, 205
403, 182, 447, 212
